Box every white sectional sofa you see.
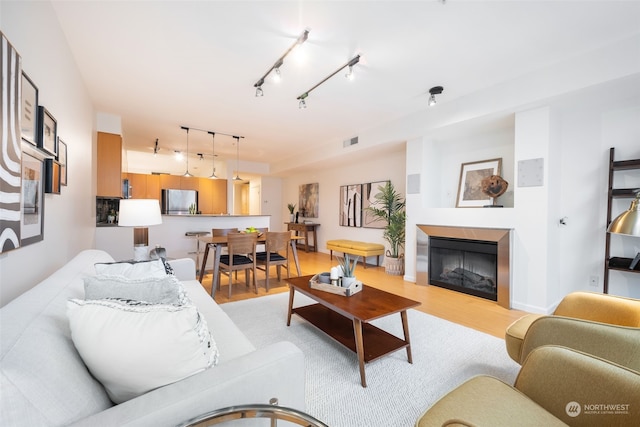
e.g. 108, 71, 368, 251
0, 249, 305, 426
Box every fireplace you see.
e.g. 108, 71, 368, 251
416, 225, 511, 308
429, 237, 497, 301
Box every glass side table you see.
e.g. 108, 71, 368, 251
178, 398, 328, 427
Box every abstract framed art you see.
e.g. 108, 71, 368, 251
456, 158, 502, 207
20, 144, 45, 246
362, 180, 389, 228
298, 183, 318, 218
21, 72, 38, 146
57, 138, 67, 186
37, 106, 57, 157
339, 184, 362, 227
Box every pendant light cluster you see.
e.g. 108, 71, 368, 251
179, 126, 244, 179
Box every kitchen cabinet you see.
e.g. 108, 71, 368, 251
180, 176, 199, 191
160, 174, 181, 190
197, 178, 227, 214
97, 132, 122, 197
125, 173, 161, 200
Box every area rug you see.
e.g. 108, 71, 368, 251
221, 292, 520, 427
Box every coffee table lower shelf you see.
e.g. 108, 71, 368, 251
292, 303, 409, 363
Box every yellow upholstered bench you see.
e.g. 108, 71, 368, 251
326, 239, 385, 269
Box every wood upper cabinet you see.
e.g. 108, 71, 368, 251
146, 174, 160, 200
211, 179, 228, 214
97, 132, 122, 197
159, 174, 181, 190
197, 178, 227, 214
127, 173, 146, 199
180, 176, 199, 191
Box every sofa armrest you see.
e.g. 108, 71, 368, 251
521, 316, 640, 371
515, 346, 640, 426
167, 258, 196, 282
69, 341, 305, 427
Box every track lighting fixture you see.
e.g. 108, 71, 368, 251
181, 126, 192, 177
208, 131, 218, 179
174, 151, 183, 161
233, 136, 243, 181
428, 86, 444, 106
153, 138, 159, 155
296, 54, 360, 108
253, 29, 309, 96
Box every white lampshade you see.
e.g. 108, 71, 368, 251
118, 199, 162, 227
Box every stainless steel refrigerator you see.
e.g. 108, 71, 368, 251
161, 189, 198, 214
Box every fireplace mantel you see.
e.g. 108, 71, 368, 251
417, 225, 511, 309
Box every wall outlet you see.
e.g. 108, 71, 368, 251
589, 276, 598, 288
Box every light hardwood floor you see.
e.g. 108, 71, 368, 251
198, 250, 529, 339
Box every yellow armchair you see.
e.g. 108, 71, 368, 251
416, 346, 640, 427
505, 291, 640, 363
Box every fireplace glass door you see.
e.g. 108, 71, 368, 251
428, 237, 498, 301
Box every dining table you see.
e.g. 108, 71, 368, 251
197, 234, 303, 296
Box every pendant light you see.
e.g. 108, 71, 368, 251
181, 126, 192, 177
233, 136, 242, 181
208, 131, 217, 179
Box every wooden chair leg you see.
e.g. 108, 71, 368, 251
265, 263, 270, 292
252, 267, 258, 294
228, 270, 233, 299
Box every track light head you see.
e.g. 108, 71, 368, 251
255, 86, 264, 97
428, 86, 444, 106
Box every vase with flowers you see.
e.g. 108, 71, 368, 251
287, 203, 296, 223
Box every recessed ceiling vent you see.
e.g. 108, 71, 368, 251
343, 136, 359, 148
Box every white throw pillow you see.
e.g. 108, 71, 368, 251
67, 299, 219, 404
94, 259, 168, 278
83, 275, 188, 305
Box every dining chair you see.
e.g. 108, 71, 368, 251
218, 232, 258, 298
255, 231, 291, 292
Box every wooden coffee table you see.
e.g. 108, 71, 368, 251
286, 275, 421, 387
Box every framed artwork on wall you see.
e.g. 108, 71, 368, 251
362, 180, 389, 228
45, 158, 61, 194
21, 145, 45, 246
37, 106, 57, 157
1, 33, 23, 253
339, 184, 362, 227
20, 72, 38, 146
456, 158, 502, 207
57, 138, 67, 186
298, 183, 319, 218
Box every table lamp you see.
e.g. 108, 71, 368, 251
118, 199, 162, 261
607, 191, 640, 269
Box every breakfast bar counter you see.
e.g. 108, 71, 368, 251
95, 214, 270, 262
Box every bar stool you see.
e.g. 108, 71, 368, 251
185, 231, 210, 274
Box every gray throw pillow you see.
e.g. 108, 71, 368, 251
84, 275, 188, 305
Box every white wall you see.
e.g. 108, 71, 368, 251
282, 146, 406, 265
0, 1, 96, 306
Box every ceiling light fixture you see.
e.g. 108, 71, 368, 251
174, 151, 183, 161
233, 136, 243, 181
181, 126, 192, 177
428, 86, 444, 106
208, 131, 218, 179
253, 28, 309, 96
153, 138, 159, 156
297, 54, 360, 109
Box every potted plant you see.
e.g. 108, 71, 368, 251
365, 181, 406, 275
336, 254, 359, 287
287, 203, 296, 222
